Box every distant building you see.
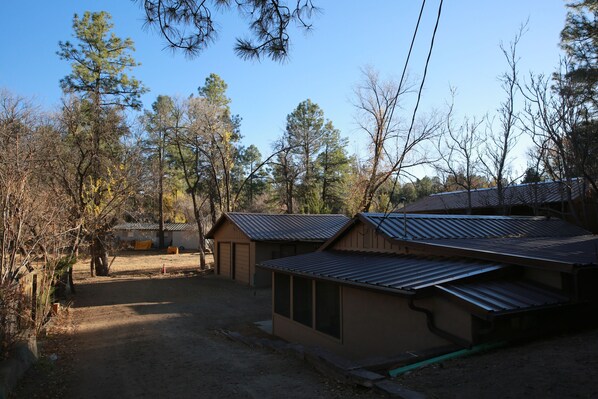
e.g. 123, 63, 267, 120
258, 213, 598, 361
206, 213, 350, 287
112, 222, 200, 250
402, 179, 586, 214
403, 178, 597, 233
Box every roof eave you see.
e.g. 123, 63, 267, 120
256, 262, 415, 297
252, 238, 327, 243
395, 239, 576, 273
434, 284, 573, 320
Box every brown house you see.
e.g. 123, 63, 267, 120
205, 213, 350, 287
258, 213, 598, 361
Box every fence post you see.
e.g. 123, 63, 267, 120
31, 273, 37, 325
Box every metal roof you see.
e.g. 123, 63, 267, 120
436, 279, 569, 316
258, 250, 505, 293
359, 213, 590, 240
418, 235, 598, 266
403, 178, 586, 213
112, 222, 196, 232
206, 212, 350, 242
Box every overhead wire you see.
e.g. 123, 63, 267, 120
386, 0, 428, 132
376, 0, 444, 232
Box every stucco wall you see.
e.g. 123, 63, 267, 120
172, 230, 200, 250
114, 230, 158, 246
273, 281, 472, 360
114, 229, 199, 249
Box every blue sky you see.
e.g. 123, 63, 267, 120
0, 1, 568, 177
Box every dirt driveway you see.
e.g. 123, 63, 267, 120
14, 252, 377, 399
15, 251, 598, 398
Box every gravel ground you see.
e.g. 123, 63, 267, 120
394, 327, 598, 399
13, 251, 380, 399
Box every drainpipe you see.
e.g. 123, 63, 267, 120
408, 297, 471, 349
388, 341, 506, 377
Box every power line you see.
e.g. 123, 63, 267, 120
385, 0, 428, 135
376, 0, 444, 231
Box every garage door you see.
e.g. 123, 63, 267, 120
233, 243, 250, 284
218, 242, 231, 277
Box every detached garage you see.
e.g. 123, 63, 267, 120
205, 213, 349, 287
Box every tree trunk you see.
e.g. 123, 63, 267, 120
286, 180, 294, 214
158, 148, 165, 249
91, 235, 110, 276
158, 168, 164, 248
466, 188, 473, 215
189, 192, 207, 270
208, 184, 218, 226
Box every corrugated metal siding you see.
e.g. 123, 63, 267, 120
226, 213, 350, 242
361, 213, 589, 240
403, 178, 586, 213
259, 251, 505, 292
436, 280, 569, 314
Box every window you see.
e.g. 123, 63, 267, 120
315, 281, 341, 338
274, 273, 290, 318
293, 276, 313, 327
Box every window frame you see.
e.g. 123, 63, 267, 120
273, 272, 342, 341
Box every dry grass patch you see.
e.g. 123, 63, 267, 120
73, 250, 214, 279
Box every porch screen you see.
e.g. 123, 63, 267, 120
293, 276, 313, 327
315, 281, 340, 338
274, 273, 290, 317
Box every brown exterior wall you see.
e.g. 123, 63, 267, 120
331, 221, 402, 253
212, 220, 250, 283
272, 274, 472, 360
253, 241, 322, 287
218, 242, 231, 277
233, 243, 250, 284
524, 268, 563, 290
211, 218, 324, 287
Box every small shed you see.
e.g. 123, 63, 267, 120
112, 222, 200, 250
258, 213, 598, 361
205, 213, 350, 287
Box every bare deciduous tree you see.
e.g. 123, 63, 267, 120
0, 90, 74, 346
170, 98, 211, 269
522, 59, 597, 227
435, 93, 485, 214
353, 68, 438, 212
480, 26, 525, 214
